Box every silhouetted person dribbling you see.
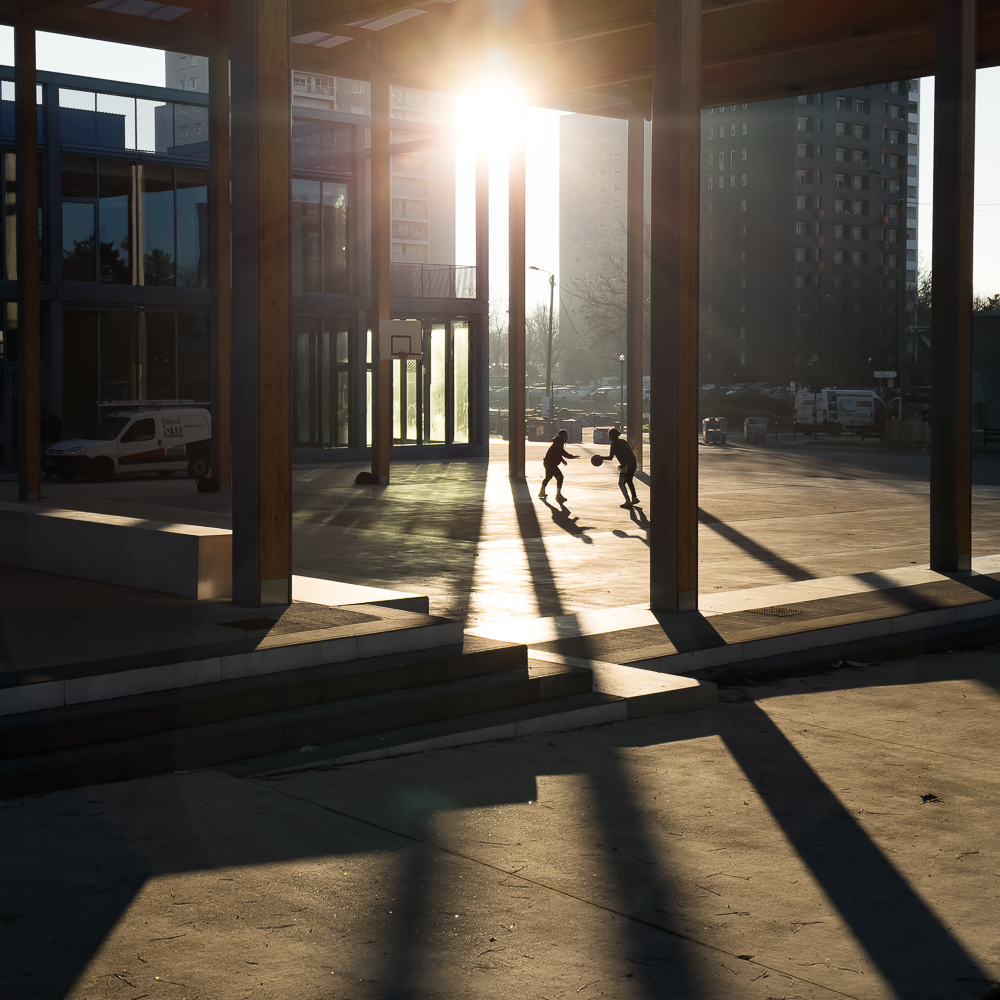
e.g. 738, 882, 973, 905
602, 428, 640, 508
539, 429, 578, 501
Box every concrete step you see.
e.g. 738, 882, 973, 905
226, 653, 719, 779
0, 636, 526, 760
0, 659, 591, 798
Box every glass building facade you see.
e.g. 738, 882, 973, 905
0, 69, 485, 471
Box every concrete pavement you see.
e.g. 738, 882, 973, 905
9, 437, 1000, 626
4, 650, 999, 999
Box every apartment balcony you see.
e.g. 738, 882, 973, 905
389, 263, 477, 300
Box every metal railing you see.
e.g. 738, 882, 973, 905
389, 263, 476, 300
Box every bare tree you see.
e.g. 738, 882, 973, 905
488, 296, 508, 368
525, 302, 558, 380
559, 219, 650, 362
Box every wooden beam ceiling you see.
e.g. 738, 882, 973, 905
6, 0, 1000, 114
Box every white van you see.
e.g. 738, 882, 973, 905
45, 404, 212, 482
795, 388, 887, 435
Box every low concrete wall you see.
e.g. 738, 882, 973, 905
0, 502, 232, 600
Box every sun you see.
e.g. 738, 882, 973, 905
456, 81, 527, 156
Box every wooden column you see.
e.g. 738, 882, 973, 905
508, 118, 526, 479
15, 10, 39, 503
626, 104, 646, 468
229, 0, 292, 606
475, 149, 490, 447
370, 61, 392, 483
209, 0, 231, 491
648, 0, 701, 613
930, 0, 976, 573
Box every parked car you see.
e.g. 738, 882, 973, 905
45, 404, 212, 482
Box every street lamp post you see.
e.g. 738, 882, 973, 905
529, 265, 556, 417
618, 353, 626, 429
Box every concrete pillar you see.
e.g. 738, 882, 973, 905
930, 0, 976, 573
209, 0, 232, 491
508, 114, 526, 479
370, 62, 392, 483
15, 13, 39, 502
229, 0, 292, 606
648, 0, 701, 613
626, 104, 646, 468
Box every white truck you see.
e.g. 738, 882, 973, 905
44, 402, 212, 482
794, 388, 888, 436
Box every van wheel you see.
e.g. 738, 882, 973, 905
187, 455, 210, 479
157, 470, 175, 478
87, 456, 114, 482
830, 422, 843, 436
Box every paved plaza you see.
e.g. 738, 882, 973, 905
3, 651, 999, 1000
7, 436, 1000, 626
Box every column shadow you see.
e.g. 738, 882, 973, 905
510, 479, 568, 618
716, 701, 992, 998
698, 505, 814, 582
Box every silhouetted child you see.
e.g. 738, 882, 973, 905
602, 428, 640, 508
539, 429, 578, 501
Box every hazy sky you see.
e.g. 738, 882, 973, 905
4, 29, 1000, 307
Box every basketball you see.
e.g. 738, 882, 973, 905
590, 455, 604, 467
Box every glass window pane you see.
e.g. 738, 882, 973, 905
175, 167, 207, 288
336, 327, 349, 364
100, 310, 135, 402
177, 313, 209, 401
62, 202, 96, 281
61, 153, 96, 198
453, 321, 470, 443
427, 324, 446, 443
320, 329, 331, 448
366, 368, 373, 447
62, 309, 98, 436
143, 312, 176, 400
392, 358, 402, 440
291, 179, 321, 293
99, 159, 132, 284
296, 330, 312, 446
5, 152, 15, 280
321, 181, 348, 293
337, 370, 349, 446
141, 163, 175, 286
406, 358, 418, 441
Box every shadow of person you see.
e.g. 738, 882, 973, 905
542, 498, 595, 544
629, 505, 649, 532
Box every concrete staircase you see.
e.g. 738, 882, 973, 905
0, 638, 717, 798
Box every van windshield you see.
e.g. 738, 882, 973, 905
80, 416, 130, 441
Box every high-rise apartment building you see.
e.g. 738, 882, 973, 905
701, 81, 920, 389
559, 80, 920, 388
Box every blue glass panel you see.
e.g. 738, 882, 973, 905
175, 167, 207, 288
62, 202, 96, 282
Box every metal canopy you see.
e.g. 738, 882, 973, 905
10, 0, 1000, 111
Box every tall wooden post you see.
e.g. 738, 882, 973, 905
229, 0, 292, 606
209, 0, 231, 491
930, 0, 976, 573
370, 60, 392, 483
14, 9, 39, 503
626, 104, 646, 468
508, 115, 526, 479
475, 149, 490, 447
648, 0, 701, 613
